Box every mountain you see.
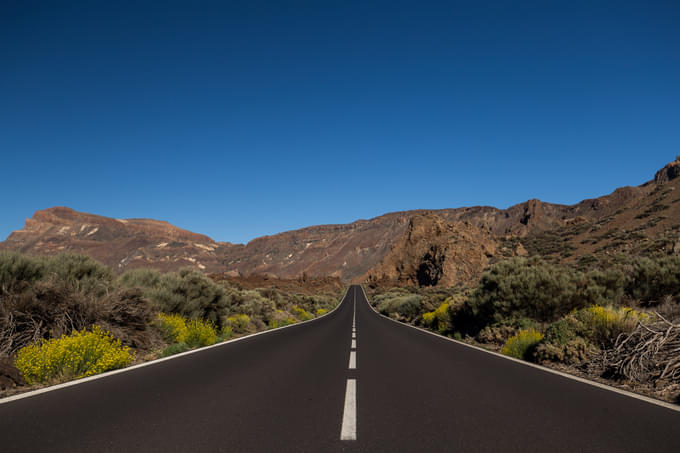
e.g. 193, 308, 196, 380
0, 207, 241, 272
3, 158, 680, 286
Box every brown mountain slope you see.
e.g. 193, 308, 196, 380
3, 159, 679, 285
0, 207, 242, 272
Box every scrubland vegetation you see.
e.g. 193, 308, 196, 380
369, 255, 680, 402
0, 252, 341, 391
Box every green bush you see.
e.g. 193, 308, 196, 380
501, 328, 544, 360
0, 252, 45, 294
220, 325, 233, 340
160, 342, 191, 357
148, 269, 229, 328
542, 315, 583, 346
117, 268, 163, 289
0, 252, 112, 296
533, 315, 592, 364
14, 325, 134, 384
44, 254, 112, 295
376, 294, 422, 320
468, 257, 622, 325
624, 256, 680, 302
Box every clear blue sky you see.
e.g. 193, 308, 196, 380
1, 1, 679, 244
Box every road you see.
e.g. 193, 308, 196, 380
1, 285, 679, 452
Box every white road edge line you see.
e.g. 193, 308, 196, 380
351, 339, 356, 349
0, 287, 353, 406
349, 350, 356, 369
340, 378, 357, 440
358, 285, 680, 413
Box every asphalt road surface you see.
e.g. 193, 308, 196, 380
1, 285, 679, 452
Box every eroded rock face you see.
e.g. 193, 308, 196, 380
655, 157, 680, 184
362, 214, 502, 287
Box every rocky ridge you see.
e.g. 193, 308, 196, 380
3, 159, 680, 287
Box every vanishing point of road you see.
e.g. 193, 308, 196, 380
1, 285, 679, 452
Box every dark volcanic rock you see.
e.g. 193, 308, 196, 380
655, 157, 680, 183
0, 357, 25, 390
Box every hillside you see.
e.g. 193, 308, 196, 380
0, 207, 242, 273
3, 158, 680, 286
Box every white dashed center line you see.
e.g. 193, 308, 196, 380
340, 379, 357, 440
341, 288, 359, 441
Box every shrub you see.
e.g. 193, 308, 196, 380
14, 325, 134, 384
316, 308, 328, 317
475, 324, 519, 346
156, 313, 218, 348
0, 252, 45, 294
576, 305, 648, 348
148, 269, 229, 328
624, 256, 680, 302
184, 319, 218, 348
267, 310, 296, 329
422, 300, 451, 333
468, 257, 621, 325
221, 326, 233, 340
161, 342, 190, 357
226, 314, 251, 333
1, 279, 155, 356
44, 254, 112, 295
542, 315, 583, 346
156, 313, 189, 344
0, 252, 111, 296
117, 268, 163, 289
501, 328, 544, 360
292, 305, 313, 321
376, 294, 422, 320
534, 337, 592, 364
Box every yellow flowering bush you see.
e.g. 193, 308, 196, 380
221, 325, 233, 339
15, 325, 134, 384
502, 328, 544, 360
268, 311, 297, 329
156, 313, 189, 343
226, 314, 251, 333
185, 319, 218, 347
577, 305, 648, 347
157, 313, 218, 349
315, 308, 328, 317
422, 300, 451, 333
292, 305, 313, 321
